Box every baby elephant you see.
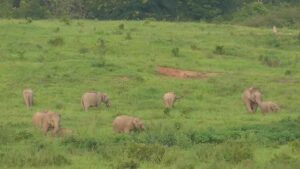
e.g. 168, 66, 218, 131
258, 101, 280, 114
112, 115, 145, 133
32, 111, 61, 135
81, 92, 111, 111
163, 92, 181, 108
23, 89, 33, 108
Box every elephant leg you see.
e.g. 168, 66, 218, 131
42, 122, 49, 135
245, 101, 253, 113
251, 102, 258, 113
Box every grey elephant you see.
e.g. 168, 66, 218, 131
242, 87, 263, 113
112, 115, 145, 133
258, 101, 280, 114
81, 92, 111, 111
32, 111, 61, 135
163, 92, 181, 108
23, 89, 33, 108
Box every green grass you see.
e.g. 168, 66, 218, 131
0, 19, 299, 169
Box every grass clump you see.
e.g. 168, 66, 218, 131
171, 47, 180, 57
214, 45, 225, 55
48, 36, 65, 46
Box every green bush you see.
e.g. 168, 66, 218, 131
127, 143, 165, 162
48, 37, 65, 46
171, 47, 180, 57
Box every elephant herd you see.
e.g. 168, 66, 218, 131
23, 87, 279, 136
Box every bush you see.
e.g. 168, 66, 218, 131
119, 23, 125, 30
114, 159, 139, 169
259, 55, 282, 67
172, 47, 180, 57
125, 32, 132, 40
48, 37, 64, 46
214, 45, 225, 55
221, 141, 254, 163
127, 143, 165, 163
61, 136, 102, 152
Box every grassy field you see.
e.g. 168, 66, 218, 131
0, 19, 299, 169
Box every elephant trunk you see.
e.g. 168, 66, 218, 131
52, 120, 60, 135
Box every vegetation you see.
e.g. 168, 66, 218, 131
0, 1, 299, 25
0, 19, 299, 168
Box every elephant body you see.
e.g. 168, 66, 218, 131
23, 89, 33, 108
258, 101, 280, 113
164, 92, 178, 108
112, 115, 145, 133
81, 92, 111, 111
242, 87, 263, 113
32, 111, 61, 135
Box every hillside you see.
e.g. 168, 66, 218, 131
0, 20, 299, 169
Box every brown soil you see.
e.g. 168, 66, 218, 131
157, 66, 219, 79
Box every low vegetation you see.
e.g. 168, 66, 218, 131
0, 20, 299, 168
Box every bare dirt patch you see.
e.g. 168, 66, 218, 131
157, 66, 219, 79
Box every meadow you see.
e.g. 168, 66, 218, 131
0, 19, 299, 169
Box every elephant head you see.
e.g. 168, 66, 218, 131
98, 93, 111, 107
132, 118, 145, 131
250, 88, 263, 104
46, 111, 61, 135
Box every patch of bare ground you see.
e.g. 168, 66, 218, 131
157, 66, 219, 79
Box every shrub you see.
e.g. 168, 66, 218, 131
61, 136, 102, 152
127, 143, 165, 163
79, 48, 89, 54
54, 27, 60, 33
25, 17, 32, 24
190, 44, 200, 50
114, 159, 139, 169
48, 37, 64, 46
172, 47, 180, 57
60, 17, 71, 25
259, 55, 282, 67
214, 45, 225, 55
119, 23, 125, 30
125, 32, 132, 40
284, 70, 292, 76
221, 141, 254, 163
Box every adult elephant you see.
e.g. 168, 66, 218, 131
23, 89, 33, 108
81, 92, 111, 111
242, 87, 263, 113
32, 111, 61, 135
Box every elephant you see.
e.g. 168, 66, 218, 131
112, 115, 145, 133
242, 87, 263, 113
23, 89, 33, 108
81, 92, 111, 111
258, 101, 280, 114
32, 111, 61, 135
163, 92, 181, 108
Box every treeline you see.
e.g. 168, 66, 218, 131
0, 0, 299, 20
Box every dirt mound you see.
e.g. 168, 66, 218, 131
158, 66, 219, 79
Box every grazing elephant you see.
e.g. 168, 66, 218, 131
81, 92, 111, 111
163, 92, 181, 108
258, 101, 280, 114
242, 87, 263, 113
32, 111, 61, 135
23, 89, 33, 108
112, 115, 145, 133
